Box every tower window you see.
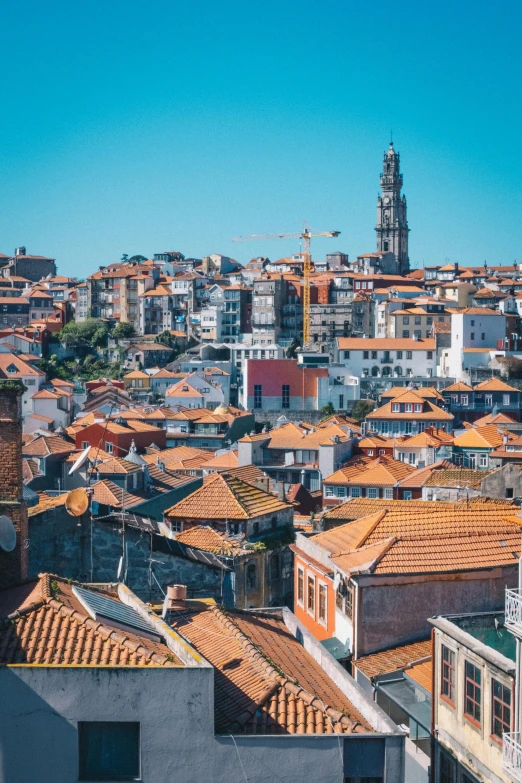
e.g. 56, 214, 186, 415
383, 242, 389, 251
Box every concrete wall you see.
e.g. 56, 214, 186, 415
481, 463, 522, 500
355, 568, 517, 657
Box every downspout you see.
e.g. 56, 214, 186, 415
430, 626, 436, 783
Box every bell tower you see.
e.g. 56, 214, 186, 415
376, 141, 410, 274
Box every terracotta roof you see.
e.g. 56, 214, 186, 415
354, 639, 431, 679
91, 479, 144, 509
124, 370, 149, 379
0, 574, 177, 666
175, 526, 246, 555
165, 380, 204, 398
381, 386, 444, 401
443, 381, 473, 392
398, 429, 453, 448
424, 467, 490, 489
22, 434, 76, 458
266, 422, 350, 451
203, 450, 239, 470
406, 659, 433, 693
224, 464, 270, 486
474, 378, 519, 392
165, 472, 291, 521
0, 354, 44, 378
142, 445, 214, 471
453, 425, 507, 449
325, 456, 416, 487
169, 605, 370, 734
367, 395, 453, 422
92, 457, 142, 475
474, 412, 517, 427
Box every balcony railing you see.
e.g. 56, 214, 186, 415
504, 588, 522, 637
503, 733, 522, 782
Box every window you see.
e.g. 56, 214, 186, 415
363, 350, 369, 360
344, 586, 353, 618
78, 722, 140, 781
81, 441, 89, 449
403, 491, 412, 500
506, 488, 514, 499
402, 330, 410, 338
344, 350, 350, 359
441, 645, 456, 704
491, 678, 511, 739
366, 488, 378, 498
325, 486, 334, 497
282, 384, 290, 409
427, 351, 433, 359
307, 575, 315, 615
439, 749, 457, 783
485, 394, 493, 406
464, 660, 481, 726
479, 454, 488, 468
350, 487, 361, 497
253, 384, 262, 408
396, 351, 402, 359
503, 394, 511, 406
470, 332, 475, 340
481, 332, 485, 340
406, 351, 412, 359
403, 316, 410, 324
297, 567, 304, 606
414, 403, 422, 412
337, 486, 347, 498
384, 488, 393, 499
105, 441, 114, 455
415, 316, 421, 325
246, 563, 257, 591
318, 583, 327, 624
461, 395, 468, 407
371, 351, 377, 360
367, 449, 374, 456
405, 403, 413, 413
471, 320, 475, 326
392, 403, 400, 412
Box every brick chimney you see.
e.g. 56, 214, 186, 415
0, 381, 28, 588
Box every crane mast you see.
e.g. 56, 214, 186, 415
232, 225, 340, 347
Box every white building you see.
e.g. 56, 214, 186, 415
335, 337, 437, 380
441, 308, 506, 379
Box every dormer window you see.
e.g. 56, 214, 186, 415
405, 403, 413, 413
6, 363, 17, 374
414, 403, 422, 413
182, 386, 189, 391
392, 403, 400, 413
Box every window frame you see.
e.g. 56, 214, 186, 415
464, 659, 482, 728
318, 581, 328, 626
78, 721, 140, 782
491, 677, 512, 743
297, 566, 304, 607
307, 573, 316, 617
441, 644, 456, 707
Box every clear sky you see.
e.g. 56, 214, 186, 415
0, 0, 521, 276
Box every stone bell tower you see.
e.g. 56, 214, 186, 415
376, 141, 410, 274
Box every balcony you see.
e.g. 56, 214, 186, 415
504, 588, 522, 637
503, 733, 522, 782
380, 357, 393, 364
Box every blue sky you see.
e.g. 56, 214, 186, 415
0, 0, 521, 276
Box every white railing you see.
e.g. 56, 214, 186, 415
503, 733, 522, 781
505, 589, 522, 637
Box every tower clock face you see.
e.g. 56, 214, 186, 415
383, 197, 390, 205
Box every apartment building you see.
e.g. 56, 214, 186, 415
335, 337, 438, 380
86, 261, 158, 330
251, 275, 285, 343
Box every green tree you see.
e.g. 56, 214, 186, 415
121, 254, 129, 261
319, 401, 335, 420
286, 337, 299, 358
112, 321, 135, 339
60, 319, 109, 348
351, 399, 375, 421
128, 254, 147, 263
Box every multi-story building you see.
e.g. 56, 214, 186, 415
441, 308, 506, 379
441, 378, 521, 424
430, 610, 515, 783
388, 302, 451, 340
86, 261, 158, 330
252, 275, 285, 343
0, 295, 30, 327
0, 247, 56, 281
335, 336, 438, 380
363, 388, 454, 436
138, 283, 177, 334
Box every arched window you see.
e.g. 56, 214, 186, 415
382, 366, 391, 377
371, 366, 380, 377
394, 366, 403, 376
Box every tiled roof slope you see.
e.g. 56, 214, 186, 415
169, 605, 370, 734
325, 456, 417, 487
323, 497, 513, 523
165, 472, 291, 521
407, 660, 433, 694
0, 574, 179, 666
175, 526, 247, 555
354, 639, 431, 679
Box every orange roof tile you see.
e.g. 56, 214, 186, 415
169, 605, 370, 734
175, 525, 246, 555
453, 425, 508, 449
406, 659, 433, 693
0, 574, 179, 666
354, 639, 431, 679
325, 456, 416, 487
165, 472, 291, 521
474, 378, 519, 392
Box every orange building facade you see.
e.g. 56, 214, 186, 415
291, 546, 335, 641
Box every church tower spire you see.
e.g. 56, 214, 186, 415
376, 141, 410, 274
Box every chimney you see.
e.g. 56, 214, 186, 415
0, 381, 28, 588
162, 584, 187, 618
14, 247, 26, 257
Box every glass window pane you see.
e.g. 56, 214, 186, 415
79, 722, 140, 781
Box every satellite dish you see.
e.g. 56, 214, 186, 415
68, 445, 91, 476
0, 515, 16, 552
334, 572, 341, 590
65, 488, 89, 517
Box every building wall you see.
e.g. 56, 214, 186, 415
0, 383, 28, 588
481, 463, 522, 500
355, 568, 517, 658
294, 554, 335, 641
433, 627, 513, 783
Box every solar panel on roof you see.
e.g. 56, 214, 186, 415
73, 586, 162, 641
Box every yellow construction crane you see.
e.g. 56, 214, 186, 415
232, 225, 340, 345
